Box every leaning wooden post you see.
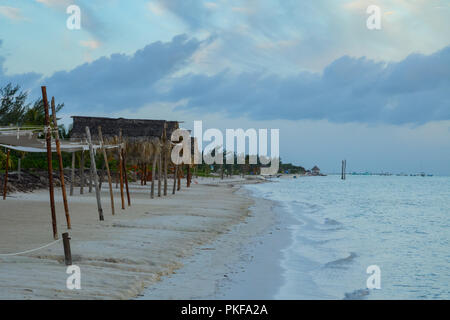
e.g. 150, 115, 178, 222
151, 154, 156, 199
118, 131, 125, 210
122, 149, 131, 206
172, 165, 177, 194
41, 86, 58, 240
88, 159, 93, 193
2, 149, 10, 200
98, 126, 115, 215
80, 150, 85, 194
70, 152, 75, 196
85, 126, 104, 221
51, 97, 71, 229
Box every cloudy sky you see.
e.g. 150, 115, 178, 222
1, 0, 449, 174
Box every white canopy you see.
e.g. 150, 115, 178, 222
0, 127, 119, 153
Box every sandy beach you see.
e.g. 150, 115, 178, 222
0, 176, 276, 299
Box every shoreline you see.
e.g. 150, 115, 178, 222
0, 176, 277, 299
138, 182, 290, 299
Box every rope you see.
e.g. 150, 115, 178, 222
0, 239, 62, 257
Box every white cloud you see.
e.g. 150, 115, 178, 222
80, 40, 101, 50
0, 6, 26, 21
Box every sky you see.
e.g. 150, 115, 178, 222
0, 0, 449, 174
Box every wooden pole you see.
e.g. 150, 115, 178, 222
118, 131, 125, 210
41, 86, 58, 240
187, 165, 191, 188
17, 158, 21, 181
80, 151, 85, 194
89, 159, 93, 193
151, 155, 156, 199
163, 122, 168, 196
98, 126, 115, 215
144, 164, 147, 185
172, 165, 177, 194
70, 152, 75, 196
122, 149, 131, 206
62, 232, 72, 266
85, 126, 104, 221
2, 149, 10, 200
177, 164, 181, 191
158, 153, 162, 197
51, 97, 71, 229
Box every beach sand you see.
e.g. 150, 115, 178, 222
0, 176, 276, 299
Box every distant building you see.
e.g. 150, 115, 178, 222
311, 166, 321, 176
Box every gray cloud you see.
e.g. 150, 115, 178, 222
2, 34, 449, 125
169, 46, 450, 125
38, 34, 204, 112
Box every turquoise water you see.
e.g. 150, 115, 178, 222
246, 176, 450, 299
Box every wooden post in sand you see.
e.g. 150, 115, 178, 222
41, 86, 58, 240
62, 232, 72, 266
158, 153, 162, 197
163, 122, 168, 196
70, 152, 75, 196
118, 130, 125, 210
172, 165, 177, 194
151, 155, 156, 199
89, 160, 93, 193
85, 126, 104, 221
187, 165, 191, 188
98, 126, 115, 215
177, 164, 181, 191
122, 150, 131, 206
144, 164, 147, 185
51, 97, 71, 229
80, 150, 85, 194
2, 149, 10, 200
17, 158, 21, 181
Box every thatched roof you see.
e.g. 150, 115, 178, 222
70, 116, 180, 140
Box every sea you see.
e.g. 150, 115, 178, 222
245, 175, 450, 299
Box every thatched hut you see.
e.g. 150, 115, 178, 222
70, 116, 181, 198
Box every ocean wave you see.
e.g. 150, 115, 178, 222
324, 252, 357, 269
343, 288, 370, 300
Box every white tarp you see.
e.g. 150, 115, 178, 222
0, 128, 119, 153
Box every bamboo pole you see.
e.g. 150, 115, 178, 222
41, 86, 58, 240
70, 152, 75, 196
118, 131, 125, 210
151, 155, 156, 199
98, 126, 115, 215
85, 126, 104, 221
122, 149, 131, 206
51, 97, 71, 229
80, 151, 85, 194
2, 149, 10, 200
